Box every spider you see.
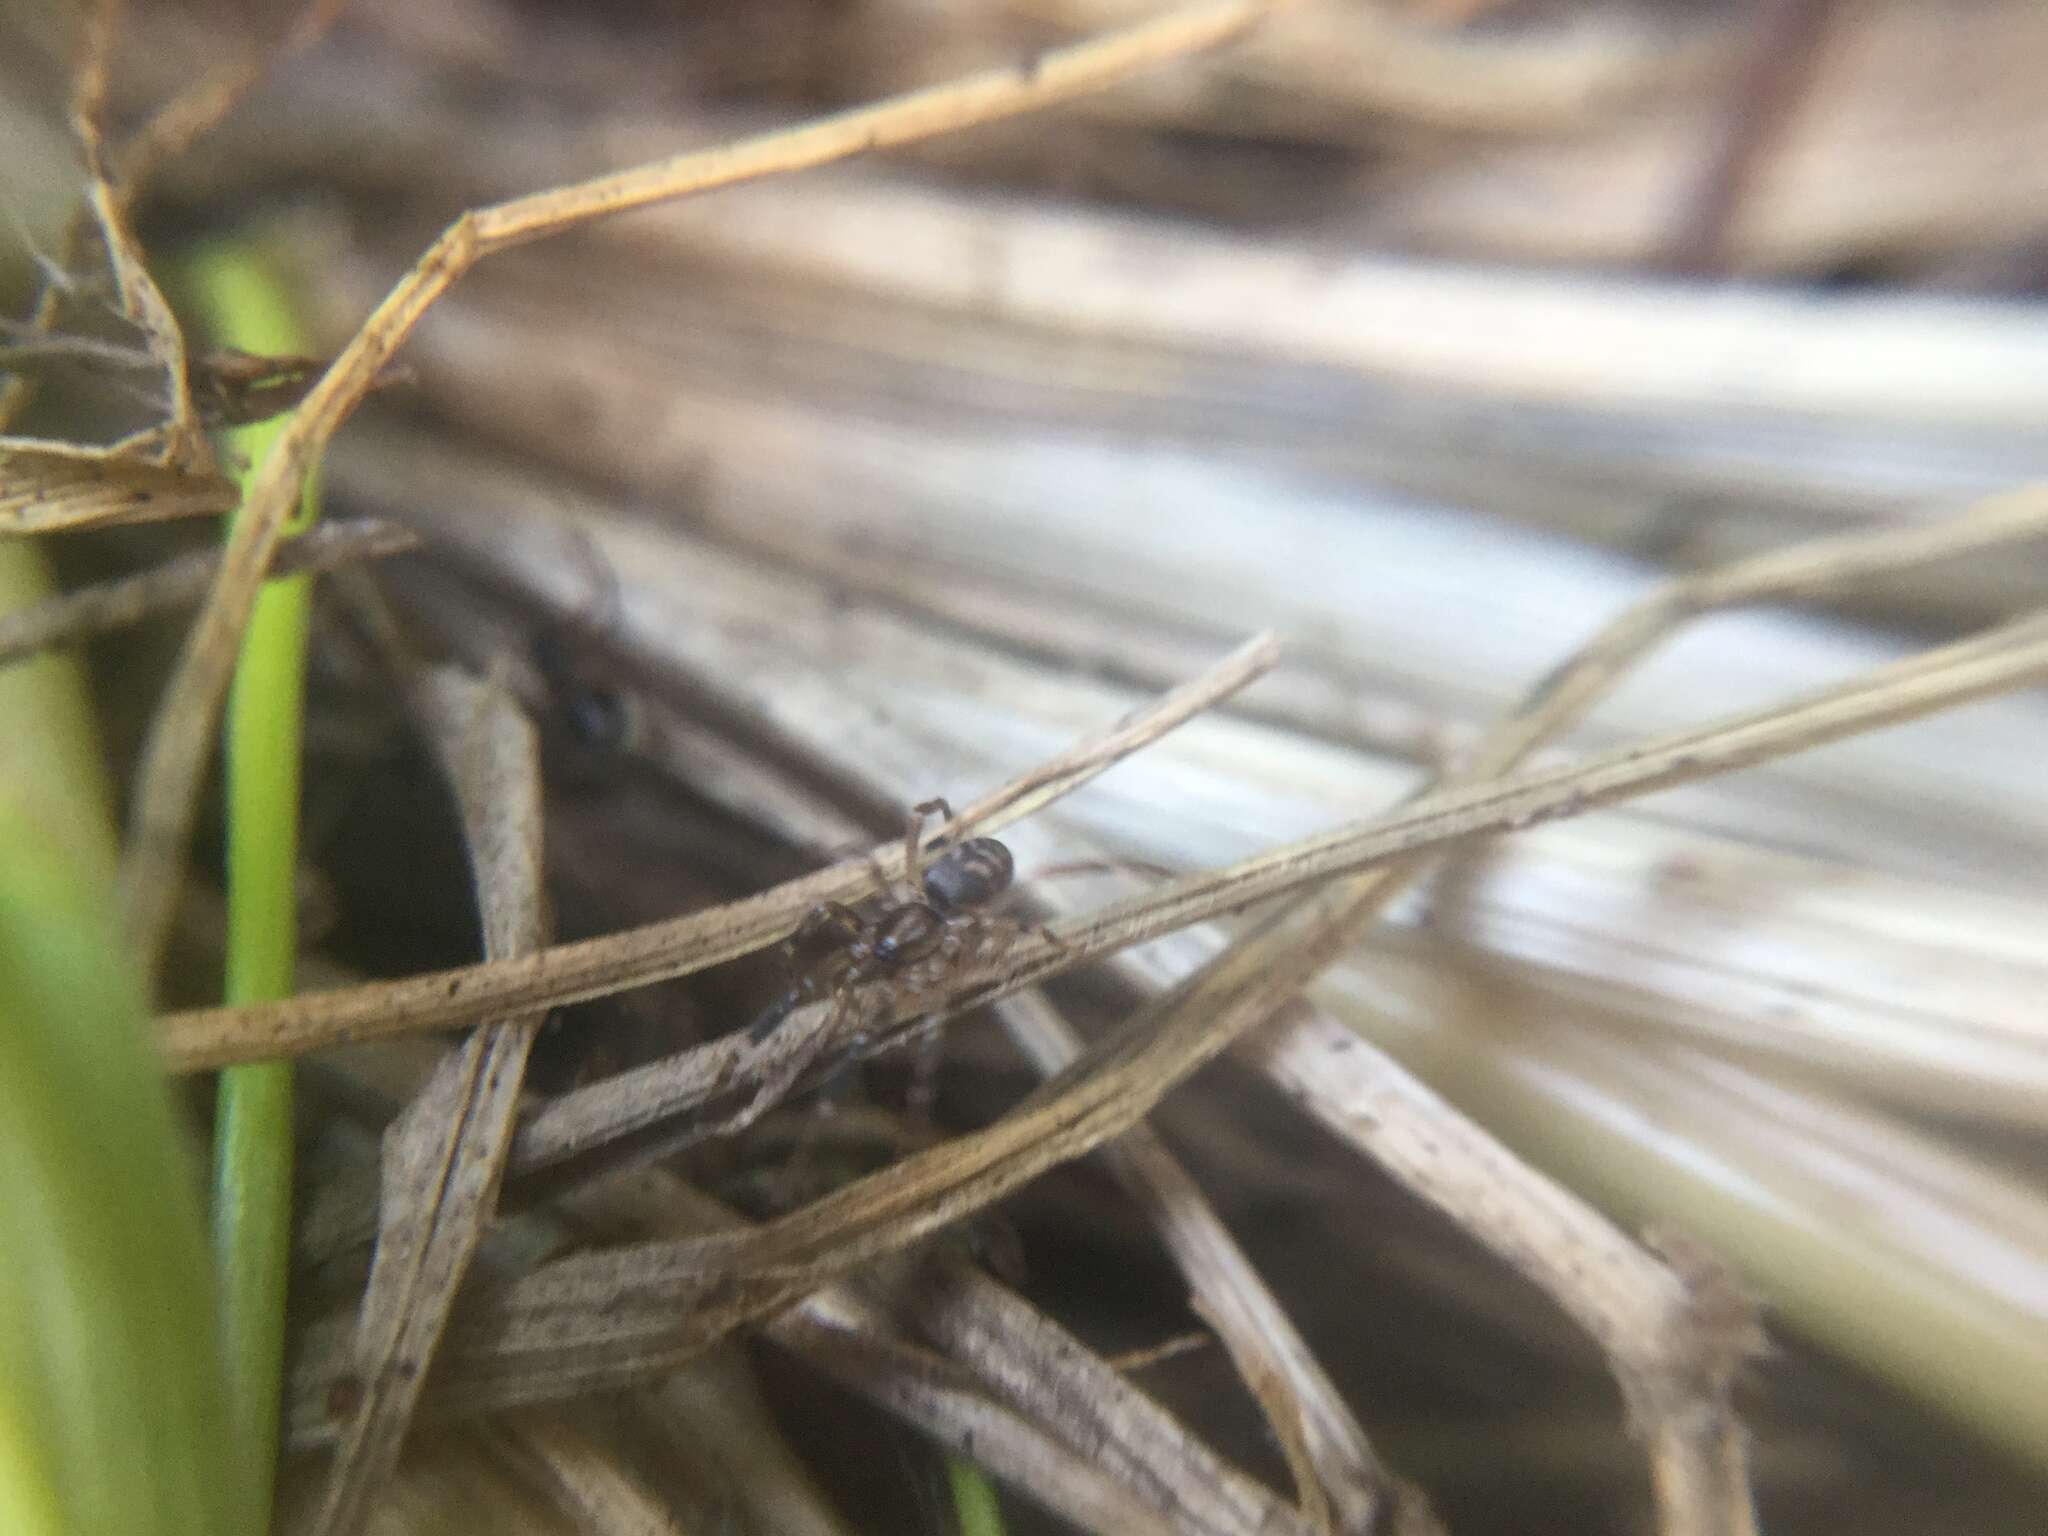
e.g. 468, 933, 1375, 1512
730, 800, 1021, 1131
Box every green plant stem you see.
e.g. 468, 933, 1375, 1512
945, 1458, 1008, 1536
188, 241, 322, 1532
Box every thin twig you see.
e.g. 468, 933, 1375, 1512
0, 518, 415, 668
1204, 489, 2048, 1534
999, 990, 1433, 1535
157, 631, 1279, 1068
260, 615, 2048, 1462
112, 0, 352, 193
158, 606, 2048, 1071
117, 0, 1295, 985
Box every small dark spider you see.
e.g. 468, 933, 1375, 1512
532, 623, 634, 758
752, 805, 1016, 1042
729, 803, 1025, 1135
531, 531, 637, 769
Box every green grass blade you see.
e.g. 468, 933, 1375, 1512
0, 541, 242, 1536
187, 239, 324, 1533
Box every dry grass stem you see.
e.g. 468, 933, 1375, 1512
160, 605, 2048, 1076
1190, 1286, 1330, 1535
109, 0, 352, 194
300, 1152, 1319, 1535
157, 630, 1279, 1069
14, 4, 2046, 1530
0, 0, 294, 524
285, 589, 2048, 1450
638, 489, 2048, 1528
483, 1416, 681, 1536
65, 4, 206, 471
772, 1291, 1183, 1536
0, 518, 414, 666
273, 631, 1282, 1258
898, 1257, 1321, 1536
1245, 1007, 1762, 1536
312, 670, 547, 1536
1191, 487, 2048, 1533
998, 989, 1433, 1535
636, 1354, 856, 1536
116, 0, 1294, 985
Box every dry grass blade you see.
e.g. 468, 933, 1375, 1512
276, 600, 2045, 1458
1188, 1288, 1329, 1536
769, 1293, 1183, 1536
313, 669, 548, 1536
637, 1347, 854, 1536
1193, 492, 2048, 1534
0, 518, 414, 667
157, 631, 1278, 1069
66, 6, 206, 472
300, 1156, 1315, 1536
944, 629, 1280, 838
117, 0, 1294, 988
482, 1415, 681, 1536
897, 1257, 1319, 1536
284, 632, 1281, 1264
999, 990, 1431, 1536
0, 0, 347, 433
566, 1180, 1181, 1536
0, 439, 239, 535
162, 606, 2048, 1136
353, 609, 2048, 1413
1501, 482, 2048, 766
1244, 1008, 1760, 1536
290, 1159, 1199, 1535
158, 609, 2048, 1074
109, 0, 352, 192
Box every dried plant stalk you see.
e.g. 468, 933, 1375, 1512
117, 0, 1295, 982
271, 612, 2048, 1459
281, 631, 1281, 1258
157, 631, 1279, 1068
158, 605, 2048, 1070
1179, 487, 2048, 1533
998, 989, 1434, 1536
482, 1415, 681, 1536
313, 671, 547, 1536
0, 519, 414, 666
894, 1256, 1321, 1536
298, 1153, 1319, 1536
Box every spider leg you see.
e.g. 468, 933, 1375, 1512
719, 989, 854, 1137
744, 990, 797, 1046
903, 796, 955, 893
905, 1015, 946, 1134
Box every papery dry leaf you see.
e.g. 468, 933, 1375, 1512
0, 438, 237, 534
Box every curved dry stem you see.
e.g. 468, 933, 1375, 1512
160, 608, 2048, 1073
158, 630, 1278, 1068
117, 0, 1295, 986
0, 520, 414, 667
1200, 486, 2048, 1534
